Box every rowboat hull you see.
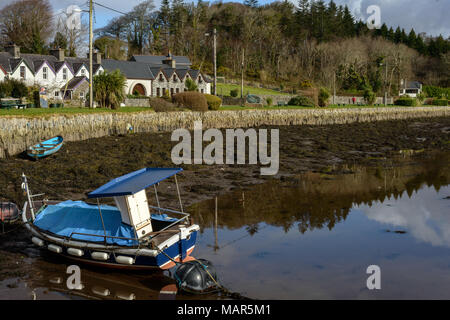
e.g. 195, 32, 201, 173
0, 202, 19, 223
27, 136, 63, 159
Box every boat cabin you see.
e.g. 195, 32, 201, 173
87, 167, 184, 241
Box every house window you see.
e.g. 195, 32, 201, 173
159, 74, 164, 82
198, 77, 203, 84
54, 91, 59, 97
156, 88, 160, 96
201, 89, 204, 93
20, 66, 26, 79
63, 68, 67, 80
176, 88, 180, 93
79, 92, 85, 99
173, 75, 177, 82
43, 67, 48, 80
170, 88, 174, 96
81, 69, 86, 76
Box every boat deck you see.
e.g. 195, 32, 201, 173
25, 200, 190, 248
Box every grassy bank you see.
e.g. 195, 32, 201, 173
216, 83, 286, 96
0, 107, 154, 117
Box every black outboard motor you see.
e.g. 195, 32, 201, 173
174, 259, 219, 293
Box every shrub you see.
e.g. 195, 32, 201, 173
266, 97, 273, 106
431, 99, 448, 106
288, 95, 315, 107
1, 79, 28, 99
172, 91, 208, 112
318, 87, 330, 107
416, 92, 425, 104
362, 85, 376, 105
185, 78, 198, 91
204, 94, 222, 110
0, 80, 13, 98
230, 88, 239, 97
149, 97, 179, 112
423, 85, 450, 98
394, 97, 417, 106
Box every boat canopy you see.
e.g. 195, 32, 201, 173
88, 168, 183, 199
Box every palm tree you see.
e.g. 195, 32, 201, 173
93, 70, 126, 109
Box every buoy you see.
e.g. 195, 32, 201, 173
174, 259, 219, 293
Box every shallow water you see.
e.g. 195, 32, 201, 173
190, 153, 450, 299
1, 152, 449, 300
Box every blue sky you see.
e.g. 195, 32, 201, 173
1, 0, 449, 38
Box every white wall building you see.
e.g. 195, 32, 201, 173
0, 45, 210, 100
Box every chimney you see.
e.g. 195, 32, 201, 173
50, 48, 65, 62
87, 51, 102, 65
5, 44, 20, 58
163, 51, 176, 69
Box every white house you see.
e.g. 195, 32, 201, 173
102, 52, 212, 98
0, 64, 6, 82
0, 45, 210, 100
399, 80, 423, 98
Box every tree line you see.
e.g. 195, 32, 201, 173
1, 0, 449, 93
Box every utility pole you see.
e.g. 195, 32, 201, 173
333, 71, 336, 105
89, 0, 93, 108
384, 61, 388, 105
213, 28, 217, 96
241, 48, 244, 99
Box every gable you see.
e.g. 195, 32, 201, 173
11, 59, 34, 75
35, 61, 56, 76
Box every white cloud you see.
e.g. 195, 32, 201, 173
360, 185, 450, 247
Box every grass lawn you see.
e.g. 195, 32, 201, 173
221, 104, 431, 110
216, 83, 286, 96
0, 107, 154, 117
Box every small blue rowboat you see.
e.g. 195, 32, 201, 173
27, 136, 63, 159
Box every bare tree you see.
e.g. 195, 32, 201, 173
0, 0, 53, 53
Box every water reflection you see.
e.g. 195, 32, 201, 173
190, 152, 449, 237
189, 152, 450, 299
361, 187, 450, 247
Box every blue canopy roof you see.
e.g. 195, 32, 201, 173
88, 168, 183, 198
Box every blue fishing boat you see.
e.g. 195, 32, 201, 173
21, 168, 200, 270
27, 136, 63, 159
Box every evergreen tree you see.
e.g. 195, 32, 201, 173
407, 29, 417, 48
387, 27, 395, 41
342, 5, 354, 37
394, 26, 402, 43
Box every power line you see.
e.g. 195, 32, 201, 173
93, 1, 128, 16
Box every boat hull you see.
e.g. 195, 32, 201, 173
27, 136, 63, 159
31, 230, 198, 270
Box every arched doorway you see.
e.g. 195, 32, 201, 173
132, 83, 146, 96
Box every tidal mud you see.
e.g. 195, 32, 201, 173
0, 116, 449, 298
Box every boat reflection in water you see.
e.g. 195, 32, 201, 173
190, 151, 450, 299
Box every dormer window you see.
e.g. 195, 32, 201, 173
81, 69, 86, 76
159, 74, 164, 82
198, 76, 203, 84
43, 67, 48, 80
173, 74, 177, 82
63, 68, 68, 80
